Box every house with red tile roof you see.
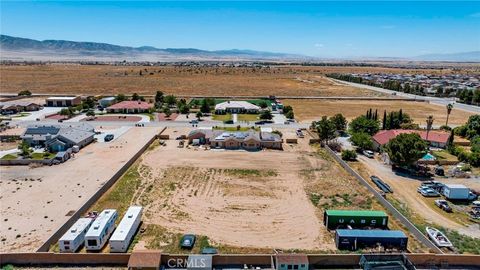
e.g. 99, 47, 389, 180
372, 129, 450, 151
106, 101, 153, 114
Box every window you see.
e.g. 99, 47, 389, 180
87, 239, 97, 246
288, 265, 293, 270
63, 241, 70, 245
64, 245, 70, 250
300, 265, 305, 268
293, 265, 299, 270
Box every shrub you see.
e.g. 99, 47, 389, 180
350, 132, 373, 150
341, 150, 357, 161
328, 140, 342, 152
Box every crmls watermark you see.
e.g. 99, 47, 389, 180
167, 255, 212, 269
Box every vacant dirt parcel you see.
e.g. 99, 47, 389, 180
284, 99, 474, 126
0, 127, 160, 252
89, 128, 426, 253
1, 65, 391, 97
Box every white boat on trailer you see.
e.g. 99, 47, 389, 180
426, 227, 453, 248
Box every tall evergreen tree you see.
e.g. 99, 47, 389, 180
382, 110, 387, 130
398, 109, 403, 124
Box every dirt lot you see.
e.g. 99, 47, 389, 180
88, 127, 426, 253
0, 65, 421, 97
352, 156, 480, 238
0, 127, 161, 252
284, 99, 474, 125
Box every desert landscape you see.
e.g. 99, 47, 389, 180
284, 99, 475, 125
2, 64, 477, 97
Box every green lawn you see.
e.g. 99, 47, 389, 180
237, 114, 259, 121
212, 114, 232, 121
1, 154, 17, 160
141, 113, 155, 121
432, 150, 459, 162
31, 152, 56, 160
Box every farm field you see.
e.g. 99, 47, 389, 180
284, 99, 474, 125
0, 64, 454, 97
0, 127, 161, 252
87, 127, 427, 253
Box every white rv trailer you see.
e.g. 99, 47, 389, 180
84, 209, 118, 251
109, 206, 143, 252
58, 218, 93, 252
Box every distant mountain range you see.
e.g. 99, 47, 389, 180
0, 35, 308, 61
1, 35, 479, 62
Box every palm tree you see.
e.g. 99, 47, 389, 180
445, 103, 453, 126
426, 115, 434, 143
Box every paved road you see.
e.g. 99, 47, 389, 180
333, 79, 480, 114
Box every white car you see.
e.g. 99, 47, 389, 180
421, 188, 440, 197
363, 150, 374, 158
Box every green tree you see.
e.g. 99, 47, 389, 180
473, 89, 480, 104
59, 108, 74, 117
384, 133, 428, 167
164, 95, 177, 106
132, 93, 140, 101
116, 94, 127, 102
350, 132, 373, 150
258, 101, 269, 109
179, 104, 190, 114
464, 115, 480, 139
349, 115, 380, 135
155, 91, 164, 103
18, 90, 32, 96
200, 99, 211, 114
18, 141, 32, 158
341, 150, 357, 161
285, 110, 294, 119
382, 110, 387, 130
86, 110, 95, 117
330, 113, 347, 131
163, 107, 172, 118
283, 105, 293, 115
259, 110, 273, 120
385, 110, 412, 130
315, 116, 336, 143
196, 111, 203, 121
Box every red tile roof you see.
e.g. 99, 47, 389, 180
107, 101, 152, 110
372, 129, 450, 145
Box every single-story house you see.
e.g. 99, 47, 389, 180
372, 129, 450, 151
106, 101, 153, 113
98, 97, 116, 108
187, 129, 282, 150
276, 254, 309, 270
46, 96, 82, 107
215, 101, 260, 114
0, 101, 43, 114
21, 123, 95, 152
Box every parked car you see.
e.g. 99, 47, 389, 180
223, 120, 234, 124
189, 120, 198, 124
435, 199, 453, 213
255, 121, 265, 125
180, 234, 196, 249
104, 134, 114, 142
421, 188, 440, 197
363, 150, 374, 158
417, 186, 431, 193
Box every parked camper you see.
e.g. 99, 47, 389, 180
58, 218, 93, 252
110, 206, 143, 253
335, 229, 408, 251
85, 209, 118, 251
443, 184, 477, 200
324, 210, 388, 230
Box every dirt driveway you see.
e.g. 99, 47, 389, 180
0, 127, 161, 252
358, 156, 480, 238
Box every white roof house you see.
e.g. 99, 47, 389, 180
46, 96, 79, 101
215, 101, 260, 112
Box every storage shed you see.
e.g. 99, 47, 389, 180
58, 218, 93, 252
110, 206, 143, 253
335, 229, 408, 251
324, 210, 388, 230
276, 254, 309, 270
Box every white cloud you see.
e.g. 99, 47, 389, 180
314, 43, 324, 48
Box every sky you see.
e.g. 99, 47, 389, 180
1, 1, 479, 58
